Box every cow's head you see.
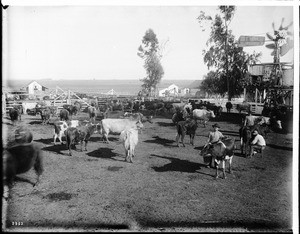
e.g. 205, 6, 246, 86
136, 120, 144, 130
199, 143, 213, 157
209, 110, 216, 118
276, 120, 282, 130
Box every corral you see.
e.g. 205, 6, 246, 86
2, 109, 293, 232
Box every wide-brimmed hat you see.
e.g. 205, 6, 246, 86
212, 123, 220, 128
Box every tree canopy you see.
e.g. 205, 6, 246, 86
197, 6, 261, 100
138, 29, 164, 96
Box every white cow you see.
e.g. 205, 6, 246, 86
192, 109, 216, 127
22, 102, 37, 114
257, 116, 282, 129
119, 128, 139, 163
100, 118, 144, 143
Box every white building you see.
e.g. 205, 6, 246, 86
158, 84, 179, 97
24, 81, 48, 95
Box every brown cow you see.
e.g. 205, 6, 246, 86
175, 118, 198, 147
65, 123, 99, 156
200, 138, 236, 179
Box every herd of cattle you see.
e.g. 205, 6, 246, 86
3, 98, 285, 199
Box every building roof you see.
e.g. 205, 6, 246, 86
24, 80, 48, 89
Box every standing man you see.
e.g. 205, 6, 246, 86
249, 129, 266, 158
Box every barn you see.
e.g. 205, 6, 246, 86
23, 80, 48, 95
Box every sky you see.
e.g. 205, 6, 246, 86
2, 1, 296, 81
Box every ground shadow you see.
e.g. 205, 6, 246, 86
28, 120, 43, 125
87, 148, 119, 160
150, 154, 207, 173
267, 143, 293, 151
234, 151, 247, 158
156, 122, 174, 127
144, 136, 176, 147
87, 136, 102, 142
42, 144, 68, 155
221, 130, 240, 137
34, 138, 54, 145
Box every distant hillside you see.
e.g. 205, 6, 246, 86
186, 80, 203, 89
3, 79, 199, 95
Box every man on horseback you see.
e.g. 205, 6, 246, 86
243, 111, 255, 128
204, 123, 227, 168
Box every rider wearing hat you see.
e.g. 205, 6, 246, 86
207, 123, 225, 144
204, 123, 226, 168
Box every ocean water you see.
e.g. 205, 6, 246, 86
4, 79, 193, 96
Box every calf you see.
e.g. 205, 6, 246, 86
9, 107, 21, 125
3, 143, 44, 199
53, 120, 82, 145
88, 105, 97, 123
119, 128, 139, 163
40, 108, 51, 125
175, 118, 198, 147
65, 123, 99, 156
200, 138, 236, 179
60, 109, 70, 121
226, 102, 233, 113
239, 126, 252, 157
100, 118, 144, 143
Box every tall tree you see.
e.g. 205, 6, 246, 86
197, 6, 261, 100
138, 29, 164, 97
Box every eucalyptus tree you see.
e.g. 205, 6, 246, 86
137, 29, 164, 97
197, 6, 261, 100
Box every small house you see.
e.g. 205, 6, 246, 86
24, 81, 48, 95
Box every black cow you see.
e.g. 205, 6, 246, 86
9, 107, 21, 125
65, 123, 99, 156
63, 104, 78, 116
143, 100, 165, 116
3, 143, 44, 199
60, 109, 70, 121
200, 138, 236, 179
236, 102, 250, 114
175, 118, 198, 147
172, 109, 189, 125
226, 102, 233, 113
206, 103, 223, 117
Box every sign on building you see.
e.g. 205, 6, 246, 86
238, 36, 265, 47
